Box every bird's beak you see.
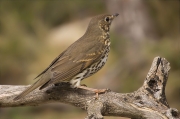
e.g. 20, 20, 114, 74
112, 13, 119, 19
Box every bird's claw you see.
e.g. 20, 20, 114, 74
94, 89, 108, 99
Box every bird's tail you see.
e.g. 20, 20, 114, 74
14, 79, 42, 100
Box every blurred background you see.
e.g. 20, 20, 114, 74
0, 0, 179, 119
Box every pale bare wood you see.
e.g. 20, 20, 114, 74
0, 56, 179, 119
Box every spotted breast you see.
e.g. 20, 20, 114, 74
70, 37, 110, 88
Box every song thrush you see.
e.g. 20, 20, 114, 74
14, 13, 119, 100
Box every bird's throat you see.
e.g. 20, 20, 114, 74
102, 32, 110, 40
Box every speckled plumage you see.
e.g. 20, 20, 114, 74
14, 13, 119, 100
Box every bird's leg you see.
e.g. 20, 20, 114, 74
78, 85, 107, 98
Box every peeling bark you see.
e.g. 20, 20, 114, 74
0, 56, 179, 119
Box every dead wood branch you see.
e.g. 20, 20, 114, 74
0, 56, 179, 119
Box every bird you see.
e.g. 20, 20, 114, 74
14, 13, 119, 100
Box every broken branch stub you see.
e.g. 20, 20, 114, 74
0, 56, 179, 119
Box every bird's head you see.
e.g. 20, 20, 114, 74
86, 13, 119, 34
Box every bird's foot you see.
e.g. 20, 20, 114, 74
94, 89, 107, 99
78, 86, 107, 99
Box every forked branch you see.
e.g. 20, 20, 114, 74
0, 56, 179, 119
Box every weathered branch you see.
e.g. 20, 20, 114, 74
0, 56, 179, 119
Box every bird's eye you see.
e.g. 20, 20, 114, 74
105, 17, 110, 22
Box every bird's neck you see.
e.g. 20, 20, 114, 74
84, 28, 110, 39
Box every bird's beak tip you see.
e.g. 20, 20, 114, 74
114, 13, 119, 17
112, 13, 119, 18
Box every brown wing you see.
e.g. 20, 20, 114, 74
39, 40, 105, 89
34, 50, 66, 79
14, 38, 105, 100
